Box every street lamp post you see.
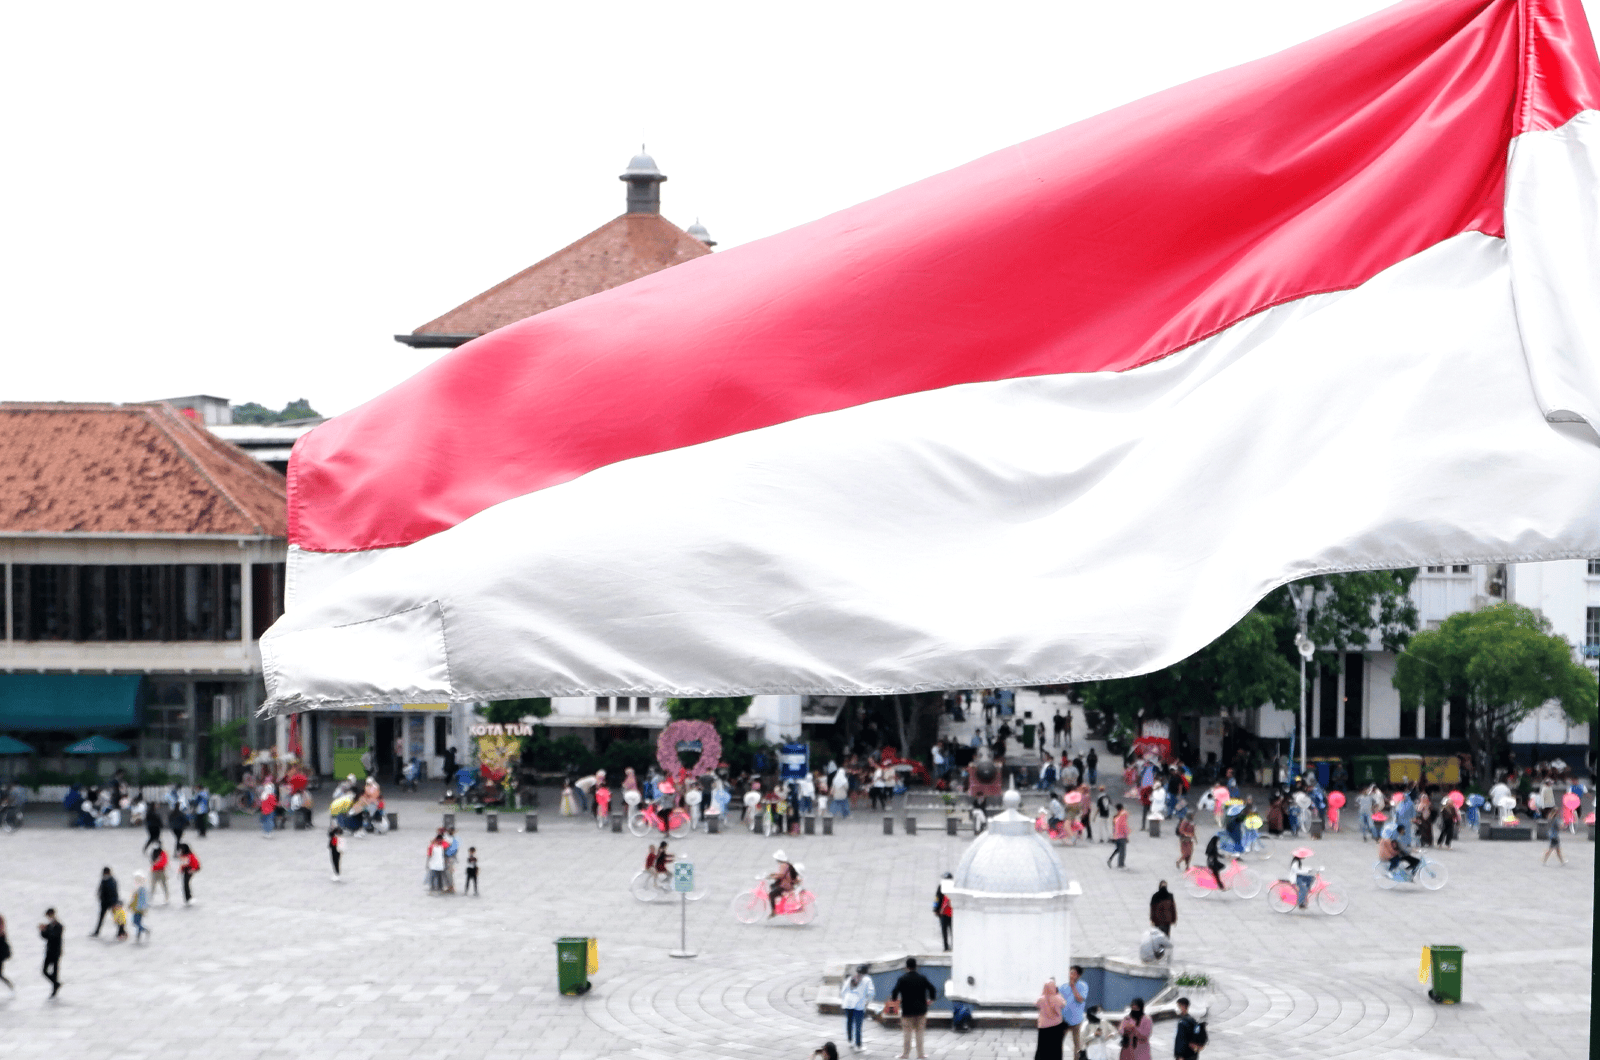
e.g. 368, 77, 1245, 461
1292, 586, 1315, 780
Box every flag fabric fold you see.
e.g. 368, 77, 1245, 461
263, 0, 1600, 714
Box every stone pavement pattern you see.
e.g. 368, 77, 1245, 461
0, 781, 1589, 1060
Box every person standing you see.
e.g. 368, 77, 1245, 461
169, 802, 188, 849
1175, 815, 1196, 870
443, 826, 461, 893
0, 913, 12, 991
890, 957, 937, 1060
830, 767, 851, 818
441, 746, 459, 800
933, 873, 953, 951
176, 844, 200, 905
1172, 997, 1206, 1059
1355, 785, 1378, 842
39, 908, 62, 998
1086, 748, 1098, 787
258, 783, 276, 838
1052, 711, 1066, 749
1149, 882, 1176, 938
193, 786, 210, 839
1107, 804, 1130, 869
1438, 798, 1459, 849
1062, 966, 1088, 1059
426, 833, 447, 893
1117, 997, 1152, 1060
329, 826, 346, 882
1034, 980, 1067, 1060
1095, 787, 1112, 843
465, 847, 480, 896
839, 964, 874, 1051
92, 867, 119, 937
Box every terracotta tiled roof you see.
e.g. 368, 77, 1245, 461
409, 213, 713, 338
0, 403, 287, 536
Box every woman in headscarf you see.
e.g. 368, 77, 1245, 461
1034, 979, 1067, 1060
1118, 997, 1152, 1060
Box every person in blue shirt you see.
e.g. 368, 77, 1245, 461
1061, 964, 1089, 1058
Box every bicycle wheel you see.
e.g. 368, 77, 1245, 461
1371, 861, 1398, 890
1317, 882, 1349, 915
685, 880, 710, 902
1182, 871, 1208, 899
1266, 881, 1296, 913
1417, 860, 1447, 890
788, 891, 818, 925
731, 890, 766, 924
627, 812, 651, 838
1249, 836, 1274, 861
0, 808, 20, 833
1232, 866, 1261, 899
629, 871, 659, 902
667, 810, 691, 839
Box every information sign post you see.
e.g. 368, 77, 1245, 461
670, 861, 697, 959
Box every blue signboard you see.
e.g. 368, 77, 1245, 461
779, 742, 810, 780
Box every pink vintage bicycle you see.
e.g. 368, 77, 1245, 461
1268, 848, 1349, 914
629, 801, 690, 838
1182, 857, 1261, 899
731, 877, 818, 924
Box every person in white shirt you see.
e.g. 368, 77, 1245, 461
797, 773, 816, 815
829, 769, 851, 818
839, 964, 875, 1049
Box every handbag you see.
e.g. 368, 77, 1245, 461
882, 999, 901, 1017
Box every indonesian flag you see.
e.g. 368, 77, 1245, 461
263, 0, 1600, 714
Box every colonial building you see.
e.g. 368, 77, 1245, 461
0, 402, 289, 784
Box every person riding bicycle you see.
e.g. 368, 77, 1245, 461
1220, 801, 1245, 853
646, 840, 672, 886
1204, 833, 1227, 890
1288, 847, 1317, 907
1378, 824, 1420, 877
768, 849, 801, 915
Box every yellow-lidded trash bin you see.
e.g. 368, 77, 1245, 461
556, 937, 593, 995
1420, 945, 1465, 1004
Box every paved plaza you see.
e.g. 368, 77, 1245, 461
0, 774, 1590, 1060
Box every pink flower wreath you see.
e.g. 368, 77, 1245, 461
657, 720, 721, 778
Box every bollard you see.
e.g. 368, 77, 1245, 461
611, 813, 623, 834
905, 816, 917, 835
883, 815, 895, 835
708, 814, 721, 834
487, 812, 498, 833
822, 816, 833, 836
1148, 819, 1161, 839
443, 812, 456, 829
386, 812, 398, 831
525, 812, 538, 833
946, 817, 959, 836
803, 816, 815, 835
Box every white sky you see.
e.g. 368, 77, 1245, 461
5, 1, 1584, 416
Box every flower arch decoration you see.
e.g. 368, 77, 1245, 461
658, 720, 722, 778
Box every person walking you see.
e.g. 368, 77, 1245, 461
1107, 804, 1130, 869
1149, 882, 1177, 938
129, 874, 150, 942
142, 803, 164, 853
1034, 980, 1068, 1060
889, 957, 937, 1060
1438, 798, 1459, 849
933, 873, 953, 951
1175, 815, 1195, 870
1062, 966, 1088, 1058
1052, 711, 1067, 749
39, 909, 63, 998
829, 767, 851, 818
1086, 748, 1098, 786
839, 963, 874, 1051
169, 802, 188, 849
465, 847, 480, 896
193, 787, 210, 839
258, 784, 276, 838
1117, 997, 1152, 1060
149, 846, 171, 905
329, 826, 347, 882
1543, 817, 1567, 865
1355, 785, 1378, 842
91, 867, 119, 937
176, 844, 200, 905
0, 913, 12, 991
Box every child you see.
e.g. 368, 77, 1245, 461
149, 845, 171, 904
130, 874, 150, 941
329, 826, 346, 881
110, 900, 129, 941
177, 844, 200, 904
465, 847, 479, 896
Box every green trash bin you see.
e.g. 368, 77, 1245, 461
1427, 945, 1465, 1004
555, 937, 592, 995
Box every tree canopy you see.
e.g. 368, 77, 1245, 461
1393, 602, 1596, 778
1081, 570, 1420, 737
231, 398, 321, 425
664, 697, 752, 744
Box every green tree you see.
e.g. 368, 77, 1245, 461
230, 398, 322, 425
1081, 570, 1420, 743
482, 698, 551, 724
663, 697, 752, 744
1393, 602, 1597, 780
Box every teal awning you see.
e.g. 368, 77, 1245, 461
65, 734, 131, 754
0, 734, 35, 754
0, 674, 143, 732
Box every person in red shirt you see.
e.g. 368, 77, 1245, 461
175, 844, 200, 905
1106, 804, 1130, 870
148, 846, 171, 905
